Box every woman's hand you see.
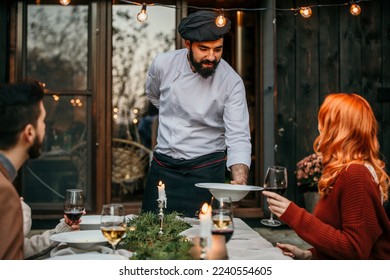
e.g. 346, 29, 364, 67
262, 190, 291, 218
276, 243, 312, 260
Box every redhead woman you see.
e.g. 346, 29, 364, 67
263, 93, 390, 259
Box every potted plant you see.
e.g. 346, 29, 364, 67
296, 153, 323, 213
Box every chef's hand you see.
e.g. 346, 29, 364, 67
230, 164, 249, 185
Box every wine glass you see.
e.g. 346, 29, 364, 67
210, 196, 234, 243
261, 166, 288, 227
100, 204, 126, 254
64, 189, 84, 223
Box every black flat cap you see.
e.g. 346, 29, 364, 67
178, 11, 231, 42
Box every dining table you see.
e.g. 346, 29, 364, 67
44, 216, 291, 260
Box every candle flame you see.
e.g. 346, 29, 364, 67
201, 203, 209, 214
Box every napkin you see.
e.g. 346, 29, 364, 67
50, 243, 133, 259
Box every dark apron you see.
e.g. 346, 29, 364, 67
142, 151, 226, 217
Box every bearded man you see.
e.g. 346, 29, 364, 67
141, 11, 251, 216
0, 80, 46, 259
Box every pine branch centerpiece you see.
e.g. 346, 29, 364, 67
118, 212, 194, 260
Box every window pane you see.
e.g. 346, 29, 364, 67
111, 5, 175, 202
26, 5, 88, 90
22, 94, 89, 208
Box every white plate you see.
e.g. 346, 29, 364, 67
80, 215, 101, 230
195, 183, 263, 202
50, 230, 108, 250
179, 227, 199, 240
60, 215, 101, 230
61, 214, 136, 230
48, 253, 128, 260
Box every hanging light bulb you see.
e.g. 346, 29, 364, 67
215, 9, 227, 28
137, 3, 148, 22
299, 7, 312, 18
59, 0, 71, 6
350, 3, 361, 16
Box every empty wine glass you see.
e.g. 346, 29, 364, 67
210, 196, 234, 243
261, 166, 288, 227
64, 189, 84, 223
100, 204, 126, 254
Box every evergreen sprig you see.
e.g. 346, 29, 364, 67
118, 211, 194, 260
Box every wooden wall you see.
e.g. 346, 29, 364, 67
275, 0, 390, 206
0, 1, 10, 83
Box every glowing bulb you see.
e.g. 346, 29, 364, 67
59, 0, 71, 6
350, 4, 361, 16
137, 3, 148, 22
215, 15, 227, 27
299, 7, 312, 18
215, 9, 227, 27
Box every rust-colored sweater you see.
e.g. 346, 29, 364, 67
281, 164, 390, 259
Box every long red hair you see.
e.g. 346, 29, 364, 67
313, 93, 389, 201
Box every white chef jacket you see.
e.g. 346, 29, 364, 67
146, 48, 251, 169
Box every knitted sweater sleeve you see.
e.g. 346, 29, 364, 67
24, 221, 72, 259
281, 164, 384, 259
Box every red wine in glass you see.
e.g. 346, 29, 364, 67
261, 166, 288, 227
64, 189, 84, 222
268, 187, 287, 196
64, 209, 84, 222
212, 228, 234, 243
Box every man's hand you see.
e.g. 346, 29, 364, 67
64, 210, 86, 230
230, 164, 249, 185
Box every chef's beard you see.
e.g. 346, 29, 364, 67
28, 135, 43, 159
189, 48, 220, 79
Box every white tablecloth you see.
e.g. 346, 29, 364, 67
180, 218, 291, 260
47, 217, 291, 260
227, 218, 291, 260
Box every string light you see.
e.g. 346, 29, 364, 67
299, 7, 312, 18
137, 3, 148, 22
59, 0, 71, 6
215, 9, 227, 27
350, 3, 362, 16
120, 0, 368, 22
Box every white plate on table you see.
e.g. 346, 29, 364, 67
195, 183, 264, 202
61, 214, 136, 230
50, 230, 108, 250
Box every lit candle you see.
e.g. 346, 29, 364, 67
199, 203, 212, 240
157, 181, 167, 207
